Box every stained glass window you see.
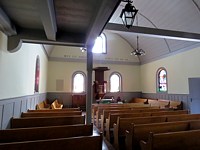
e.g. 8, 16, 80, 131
34, 56, 40, 93
158, 68, 167, 92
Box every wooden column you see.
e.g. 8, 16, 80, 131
86, 44, 93, 124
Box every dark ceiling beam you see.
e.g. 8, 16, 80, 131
0, 7, 16, 36
85, 0, 121, 47
35, 0, 57, 40
105, 23, 200, 42
7, 28, 85, 52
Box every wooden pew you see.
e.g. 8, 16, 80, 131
157, 99, 170, 108
0, 132, 102, 150
0, 124, 93, 143
140, 129, 200, 150
125, 120, 200, 150
114, 113, 200, 149
169, 100, 183, 110
147, 99, 160, 107
92, 103, 151, 125
92, 104, 126, 125
105, 109, 188, 142
100, 109, 143, 131
129, 98, 148, 103
11, 115, 85, 128
105, 112, 152, 142
113, 116, 167, 149
28, 107, 80, 112
95, 104, 155, 127
96, 107, 132, 127
167, 113, 200, 122
21, 111, 82, 117
101, 108, 165, 132
151, 109, 188, 116
92, 103, 123, 123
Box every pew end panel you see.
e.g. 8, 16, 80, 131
125, 129, 133, 150
140, 132, 153, 150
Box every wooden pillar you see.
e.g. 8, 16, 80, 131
86, 44, 93, 124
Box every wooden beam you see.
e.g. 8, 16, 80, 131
0, 7, 16, 36
7, 28, 85, 52
35, 0, 57, 40
85, 0, 121, 47
105, 23, 200, 42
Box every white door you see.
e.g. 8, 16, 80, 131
188, 78, 200, 114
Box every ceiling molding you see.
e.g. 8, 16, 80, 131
7, 28, 85, 52
105, 23, 200, 42
35, 0, 57, 40
0, 7, 16, 36
85, 0, 121, 47
49, 56, 140, 66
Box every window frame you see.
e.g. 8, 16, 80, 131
109, 72, 122, 92
72, 71, 86, 93
92, 33, 107, 54
156, 67, 168, 93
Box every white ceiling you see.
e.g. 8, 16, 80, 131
0, 0, 200, 64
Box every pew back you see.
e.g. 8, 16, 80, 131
105, 112, 151, 141
0, 124, 93, 143
129, 98, 148, 103
113, 116, 167, 149
11, 115, 85, 128
28, 107, 80, 112
167, 113, 200, 122
126, 120, 200, 150
151, 109, 188, 116
140, 129, 200, 150
0, 133, 102, 150
21, 111, 82, 117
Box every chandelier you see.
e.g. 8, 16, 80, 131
131, 35, 145, 56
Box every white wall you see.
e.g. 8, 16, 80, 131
0, 32, 48, 100
141, 47, 200, 94
47, 31, 140, 93
47, 61, 141, 92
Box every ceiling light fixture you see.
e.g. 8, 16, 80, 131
120, 0, 138, 29
80, 47, 87, 52
131, 35, 145, 56
130, 15, 145, 56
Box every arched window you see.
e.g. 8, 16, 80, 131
92, 33, 106, 53
34, 56, 40, 93
110, 72, 122, 92
72, 72, 86, 93
157, 68, 167, 92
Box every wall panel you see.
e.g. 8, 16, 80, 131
0, 93, 46, 129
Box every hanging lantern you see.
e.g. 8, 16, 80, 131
120, 0, 138, 29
